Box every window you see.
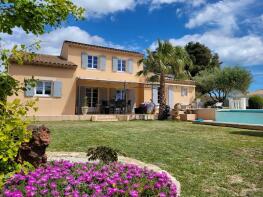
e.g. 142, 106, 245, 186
181, 87, 188, 96
35, 81, 52, 96
116, 90, 125, 101
117, 59, 126, 72
87, 55, 98, 69
86, 88, 98, 107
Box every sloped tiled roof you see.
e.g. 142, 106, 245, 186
11, 53, 77, 69
63, 40, 144, 57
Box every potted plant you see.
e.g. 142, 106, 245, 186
81, 96, 89, 115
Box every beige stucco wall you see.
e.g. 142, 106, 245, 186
193, 108, 216, 120
143, 84, 195, 107
8, 64, 77, 116
171, 84, 195, 106
65, 45, 145, 83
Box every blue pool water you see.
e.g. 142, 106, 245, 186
216, 109, 263, 125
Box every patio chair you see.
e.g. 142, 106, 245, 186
101, 100, 110, 114
214, 102, 223, 109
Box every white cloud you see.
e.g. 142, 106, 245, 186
186, 0, 255, 34
72, 0, 137, 17
149, 32, 263, 66
149, 0, 205, 10
71, 0, 206, 16
0, 26, 123, 55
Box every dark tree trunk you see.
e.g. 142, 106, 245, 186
158, 72, 167, 120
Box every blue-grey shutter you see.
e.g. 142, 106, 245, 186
53, 81, 62, 97
127, 59, 133, 74
81, 52, 88, 69
25, 84, 34, 97
168, 86, 174, 108
112, 57, 118, 72
99, 56, 106, 71
152, 86, 158, 104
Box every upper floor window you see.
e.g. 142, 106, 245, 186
35, 81, 52, 96
117, 59, 126, 72
88, 55, 98, 69
181, 87, 188, 96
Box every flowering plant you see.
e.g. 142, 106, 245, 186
3, 161, 178, 197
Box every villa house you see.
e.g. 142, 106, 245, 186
8, 40, 195, 116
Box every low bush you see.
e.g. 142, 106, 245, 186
86, 146, 125, 164
3, 161, 178, 197
248, 95, 263, 109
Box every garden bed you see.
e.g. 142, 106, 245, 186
3, 159, 180, 197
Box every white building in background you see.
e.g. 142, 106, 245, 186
229, 98, 247, 110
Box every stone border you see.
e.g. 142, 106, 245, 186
193, 121, 263, 131
47, 152, 181, 196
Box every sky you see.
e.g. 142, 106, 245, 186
1, 0, 263, 91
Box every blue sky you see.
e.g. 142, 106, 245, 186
1, 0, 263, 91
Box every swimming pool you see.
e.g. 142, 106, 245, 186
216, 109, 263, 125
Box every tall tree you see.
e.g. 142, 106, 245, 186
137, 40, 192, 120
0, 0, 84, 34
185, 42, 221, 77
194, 66, 252, 103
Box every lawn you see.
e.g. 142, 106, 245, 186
42, 120, 263, 197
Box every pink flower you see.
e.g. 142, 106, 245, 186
130, 190, 139, 197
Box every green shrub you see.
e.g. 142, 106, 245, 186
0, 99, 36, 188
248, 95, 263, 109
86, 146, 125, 164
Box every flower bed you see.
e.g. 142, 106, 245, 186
3, 161, 178, 197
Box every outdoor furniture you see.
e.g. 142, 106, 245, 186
214, 102, 223, 109
101, 100, 110, 114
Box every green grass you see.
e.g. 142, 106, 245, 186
43, 120, 263, 197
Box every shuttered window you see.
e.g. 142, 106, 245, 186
181, 87, 188, 96
35, 81, 52, 96
117, 59, 126, 72
87, 55, 98, 69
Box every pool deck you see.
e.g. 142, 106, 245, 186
193, 121, 263, 131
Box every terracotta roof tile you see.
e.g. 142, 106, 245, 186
11, 53, 77, 69
63, 40, 144, 57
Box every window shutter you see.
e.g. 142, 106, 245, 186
53, 81, 62, 97
152, 86, 158, 104
81, 52, 88, 69
168, 86, 174, 108
99, 56, 106, 71
127, 59, 133, 74
112, 57, 118, 72
25, 84, 34, 97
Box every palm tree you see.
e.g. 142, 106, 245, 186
137, 40, 192, 120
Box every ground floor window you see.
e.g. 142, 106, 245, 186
116, 90, 125, 101
181, 87, 188, 96
35, 81, 52, 96
86, 88, 98, 107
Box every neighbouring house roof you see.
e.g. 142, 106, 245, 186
63, 40, 144, 57
10, 53, 77, 69
248, 89, 263, 96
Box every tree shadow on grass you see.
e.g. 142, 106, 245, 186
230, 130, 263, 137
